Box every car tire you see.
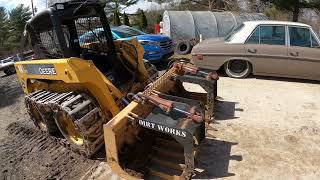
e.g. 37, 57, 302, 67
224, 60, 252, 78
4, 68, 12, 75
4, 66, 15, 75
175, 41, 192, 55
9, 66, 16, 74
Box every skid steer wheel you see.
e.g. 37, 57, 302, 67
224, 60, 251, 78
25, 92, 61, 135
25, 98, 49, 132
53, 93, 106, 157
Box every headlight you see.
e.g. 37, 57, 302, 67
139, 40, 159, 46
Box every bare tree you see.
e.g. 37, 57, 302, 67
149, 0, 239, 11
261, 0, 320, 22
247, 0, 271, 13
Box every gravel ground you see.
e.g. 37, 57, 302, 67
1, 71, 320, 179
200, 75, 320, 179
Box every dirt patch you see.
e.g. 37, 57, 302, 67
202, 76, 320, 179
0, 74, 23, 108
0, 73, 26, 140
0, 121, 100, 180
119, 130, 155, 179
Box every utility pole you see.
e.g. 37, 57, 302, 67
31, 0, 35, 16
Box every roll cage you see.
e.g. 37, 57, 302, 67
23, 0, 116, 59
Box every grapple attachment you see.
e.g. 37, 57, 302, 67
104, 62, 218, 180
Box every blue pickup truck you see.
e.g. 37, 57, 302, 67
79, 26, 174, 62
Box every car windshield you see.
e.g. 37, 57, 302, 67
225, 23, 245, 42
112, 27, 146, 38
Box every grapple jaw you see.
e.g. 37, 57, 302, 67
104, 62, 218, 179
129, 93, 205, 179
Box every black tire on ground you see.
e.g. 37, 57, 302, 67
3, 68, 11, 75
25, 96, 59, 136
3, 69, 9, 75
3, 66, 16, 75
224, 60, 252, 78
9, 66, 16, 74
175, 41, 192, 55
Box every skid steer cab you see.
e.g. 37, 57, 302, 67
14, 0, 219, 179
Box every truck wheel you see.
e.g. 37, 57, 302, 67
175, 41, 192, 55
224, 60, 251, 78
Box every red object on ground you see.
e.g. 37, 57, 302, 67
154, 23, 160, 34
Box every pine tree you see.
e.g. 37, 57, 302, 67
156, 14, 162, 24
7, 4, 32, 51
139, 10, 148, 30
0, 7, 8, 47
123, 12, 130, 26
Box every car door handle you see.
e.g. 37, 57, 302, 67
248, 48, 257, 54
290, 52, 299, 56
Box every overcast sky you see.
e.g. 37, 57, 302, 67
0, 0, 162, 13
0, 0, 47, 11
123, 1, 163, 13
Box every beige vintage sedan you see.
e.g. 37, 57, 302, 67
192, 21, 320, 80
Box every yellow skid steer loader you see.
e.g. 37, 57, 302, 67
15, 1, 218, 179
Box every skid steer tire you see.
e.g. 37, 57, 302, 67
25, 90, 105, 157
53, 93, 106, 157
25, 95, 59, 135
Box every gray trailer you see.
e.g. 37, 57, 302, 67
162, 11, 268, 54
